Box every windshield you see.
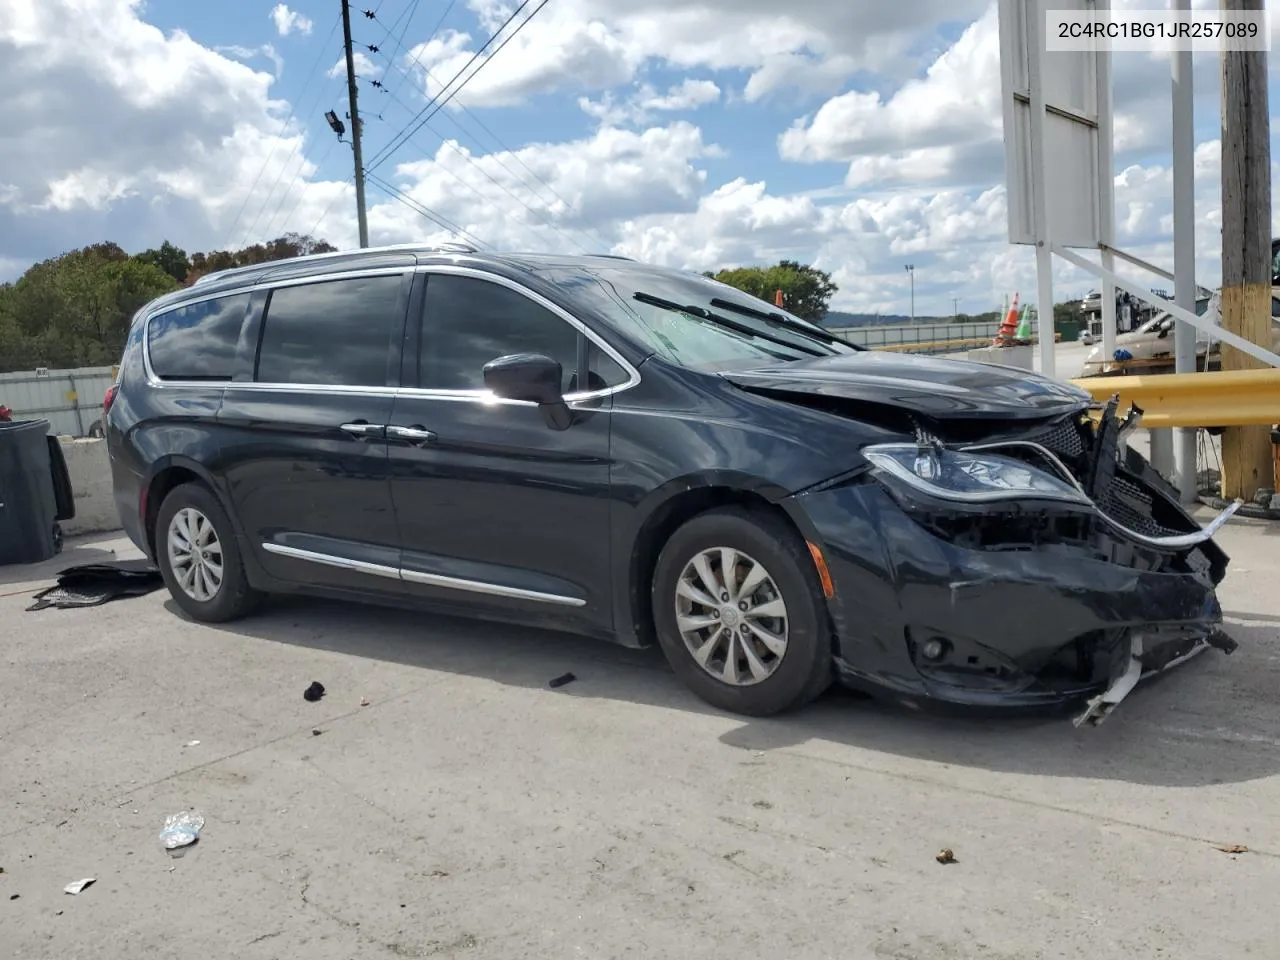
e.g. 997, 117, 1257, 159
535, 262, 857, 371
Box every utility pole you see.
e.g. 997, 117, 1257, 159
341, 0, 369, 247
905, 264, 915, 323
952, 297, 959, 320
1219, 0, 1271, 500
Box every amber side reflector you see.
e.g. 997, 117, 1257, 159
806, 541, 835, 599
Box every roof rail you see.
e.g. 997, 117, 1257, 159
191, 242, 480, 287
585, 253, 635, 261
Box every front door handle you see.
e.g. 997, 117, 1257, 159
340, 421, 385, 440
387, 424, 437, 446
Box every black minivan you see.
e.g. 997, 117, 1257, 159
105, 245, 1238, 722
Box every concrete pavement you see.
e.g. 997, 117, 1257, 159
2, 514, 1279, 959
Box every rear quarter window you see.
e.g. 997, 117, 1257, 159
147, 293, 252, 381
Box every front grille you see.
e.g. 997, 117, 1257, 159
1027, 413, 1189, 541
1034, 416, 1087, 460
1095, 473, 1179, 537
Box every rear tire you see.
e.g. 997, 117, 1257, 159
155, 482, 261, 623
651, 506, 832, 716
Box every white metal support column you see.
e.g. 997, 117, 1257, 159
1171, 0, 1198, 501
1096, 15, 1118, 363
1027, 5, 1056, 378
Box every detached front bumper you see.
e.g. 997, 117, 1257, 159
790, 412, 1238, 720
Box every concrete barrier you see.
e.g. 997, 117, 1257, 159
967, 345, 1034, 370
57, 437, 120, 536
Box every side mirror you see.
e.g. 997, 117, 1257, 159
483, 352, 563, 404
482, 353, 572, 430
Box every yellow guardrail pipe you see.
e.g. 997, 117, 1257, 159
1069, 368, 1280, 428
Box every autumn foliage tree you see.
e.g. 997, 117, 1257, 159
706, 260, 838, 324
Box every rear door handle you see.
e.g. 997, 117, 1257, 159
340, 421, 385, 440
386, 424, 437, 446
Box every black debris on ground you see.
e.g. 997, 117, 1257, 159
548, 672, 576, 689
26, 560, 163, 612
303, 682, 325, 702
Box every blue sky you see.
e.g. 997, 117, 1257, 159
1, 0, 1277, 316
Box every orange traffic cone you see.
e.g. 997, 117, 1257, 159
993, 292, 1020, 345
775, 289, 784, 308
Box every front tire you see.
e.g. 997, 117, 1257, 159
651, 506, 833, 716
155, 482, 260, 623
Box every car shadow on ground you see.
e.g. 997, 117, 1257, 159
177, 594, 1280, 791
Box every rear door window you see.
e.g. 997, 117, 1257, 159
418, 274, 583, 393
256, 274, 407, 386
148, 293, 251, 380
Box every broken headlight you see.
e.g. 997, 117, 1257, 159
863, 443, 1089, 506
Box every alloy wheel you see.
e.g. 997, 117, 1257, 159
674, 546, 789, 686
166, 506, 224, 603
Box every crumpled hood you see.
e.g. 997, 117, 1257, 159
720, 351, 1092, 421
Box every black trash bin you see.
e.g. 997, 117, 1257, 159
0, 418, 73, 565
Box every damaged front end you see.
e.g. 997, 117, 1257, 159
796, 397, 1241, 725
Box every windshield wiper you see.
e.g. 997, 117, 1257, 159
708, 297, 863, 350
632, 292, 827, 357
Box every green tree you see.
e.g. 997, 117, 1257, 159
0, 232, 338, 372
1, 244, 178, 371
707, 260, 838, 323
135, 240, 191, 283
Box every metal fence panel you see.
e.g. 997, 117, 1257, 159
0, 366, 115, 437
829, 321, 1005, 354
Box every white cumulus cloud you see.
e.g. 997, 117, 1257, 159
0, 0, 1272, 327
579, 79, 721, 126
271, 3, 313, 37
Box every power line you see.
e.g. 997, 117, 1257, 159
373, 0, 423, 88
385, 0, 456, 101
365, 0, 535, 172
306, 176, 352, 239
256, 146, 325, 244
380, 0, 553, 168
364, 78, 595, 252
267, 116, 343, 240
367, 44, 611, 251
366, 108, 555, 250
224, 13, 342, 248
365, 171, 489, 248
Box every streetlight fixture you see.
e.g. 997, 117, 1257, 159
904, 264, 915, 323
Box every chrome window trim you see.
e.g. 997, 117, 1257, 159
410, 263, 641, 401
190, 243, 475, 287
141, 288, 255, 387
262, 541, 585, 606
141, 266, 414, 389
140, 263, 643, 404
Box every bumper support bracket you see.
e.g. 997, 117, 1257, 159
1075, 633, 1144, 728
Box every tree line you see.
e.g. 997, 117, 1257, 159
0, 234, 337, 373
0, 241, 843, 375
